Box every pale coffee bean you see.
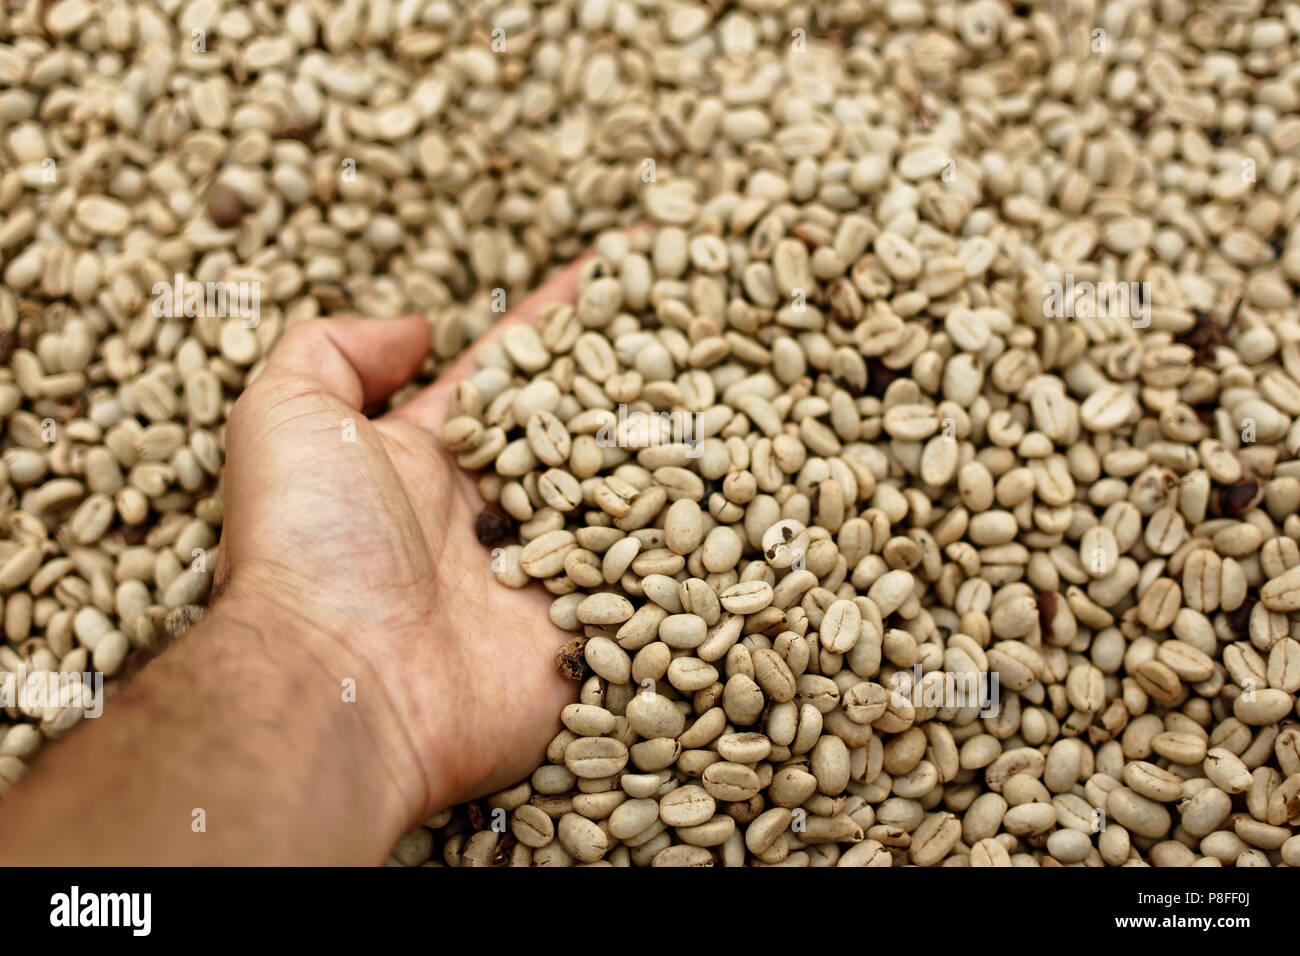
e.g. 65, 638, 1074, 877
659, 785, 715, 827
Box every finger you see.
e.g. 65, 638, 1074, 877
259, 315, 431, 410
387, 254, 590, 434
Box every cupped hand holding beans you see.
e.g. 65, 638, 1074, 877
0, 266, 588, 865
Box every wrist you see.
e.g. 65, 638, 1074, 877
190, 579, 429, 859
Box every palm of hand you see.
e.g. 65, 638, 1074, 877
213, 272, 582, 819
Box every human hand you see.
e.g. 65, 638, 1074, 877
212, 262, 589, 829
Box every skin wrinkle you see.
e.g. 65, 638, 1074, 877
215, 582, 425, 844
319, 322, 393, 407
214, 546, 431, 823
271, 325, 370, 411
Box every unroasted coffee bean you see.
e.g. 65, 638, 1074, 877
659, 785, 715, 828
557, 812, 609, 863
206, 182, 245, 228
1106, 787, 1172, 839
555, 638, 590, 682
474, 506, 513, 547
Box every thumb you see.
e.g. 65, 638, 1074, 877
256, 315, 431, 409
210, 315, 430, 603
